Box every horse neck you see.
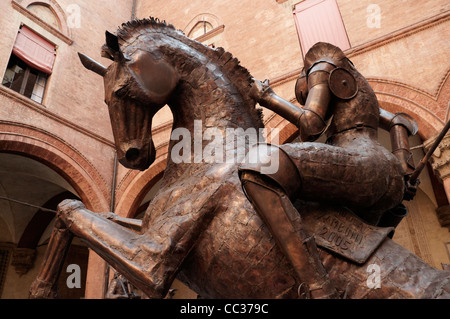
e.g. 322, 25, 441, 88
161, 51, 264, 185
169, 48, 260, 127
170, 81, 258, 132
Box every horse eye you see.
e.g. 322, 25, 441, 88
115, 86, 128, 98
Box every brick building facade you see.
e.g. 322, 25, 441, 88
0, 0, 448, 298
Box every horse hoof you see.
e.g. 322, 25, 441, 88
29, 278, 58, 299
57, 199, 86, 213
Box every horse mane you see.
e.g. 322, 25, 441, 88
107, 17, 264, 128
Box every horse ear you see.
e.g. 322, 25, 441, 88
105, 31, 128, 62
105, 31, 120, 53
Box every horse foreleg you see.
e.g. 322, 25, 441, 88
99, 212, 143, 232
29, 217, 73, 299
29, 200, 170, 299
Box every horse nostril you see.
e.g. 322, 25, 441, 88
126, 148, 140, 162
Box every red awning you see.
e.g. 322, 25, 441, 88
12, 26, 56, 74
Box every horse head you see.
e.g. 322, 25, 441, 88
78, 29, 179, 170
79, 17, 265, 172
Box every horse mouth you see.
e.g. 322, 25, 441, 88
125, 148, 141, 162
119, 140, 156, 171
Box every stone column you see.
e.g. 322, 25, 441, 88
424, 132, 450, 230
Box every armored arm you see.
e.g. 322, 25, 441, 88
250, 79, 304, 130
379, 108, 418, 176
250, 62, 335, 142
379, 109, 419, 200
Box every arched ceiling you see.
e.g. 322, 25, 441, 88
0, 153, 78, 244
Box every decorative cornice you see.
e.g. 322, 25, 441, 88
11, 247, 36, 275
0, 121, 111, 198
372, 90, 444, 125
270, 68, 302, 87
151, 120, 173, 135
435, 68, 450, 101
268, 11, 450, 91
0, 85, 114, 148
195, 24, 225, 43
345, 11, 450, 59
368, 77, 439, 100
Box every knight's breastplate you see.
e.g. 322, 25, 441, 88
327, 73, 380, 139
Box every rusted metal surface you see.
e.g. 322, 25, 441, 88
301, 204, 393, 264
328, 67, 358, 100
29, 18, 449, 299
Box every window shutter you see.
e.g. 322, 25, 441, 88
294, 0, 350, 56
12, 26, 56, 74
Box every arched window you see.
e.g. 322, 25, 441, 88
26, 3, 61, 31
188, 20, 214, 39
184, 14, 225, 48
11, 0, 72, 43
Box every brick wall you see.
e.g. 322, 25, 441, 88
0, 1, 134, 299
338, 0, 449, 47
136, 0, 449, 136
0, 0, 135, 207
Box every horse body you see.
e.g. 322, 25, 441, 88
30, 18, 449, 299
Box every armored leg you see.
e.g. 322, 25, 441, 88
239, 144, 339, 299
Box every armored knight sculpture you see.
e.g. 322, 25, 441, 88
239, 42, 419, 298
29, 19, 449, 299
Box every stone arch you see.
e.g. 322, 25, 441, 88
0, 122, 109, 212
368, 73, 450, 141
15, 0, 71, 37
114, 158, 166, 218
275, 121, 299, 144
16, 191, 77, 246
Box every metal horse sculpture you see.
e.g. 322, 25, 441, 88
30, 18, 449, 299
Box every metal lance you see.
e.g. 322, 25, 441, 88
409, 119, 450, 185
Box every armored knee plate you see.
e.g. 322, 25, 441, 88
238, 143, 301, 199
